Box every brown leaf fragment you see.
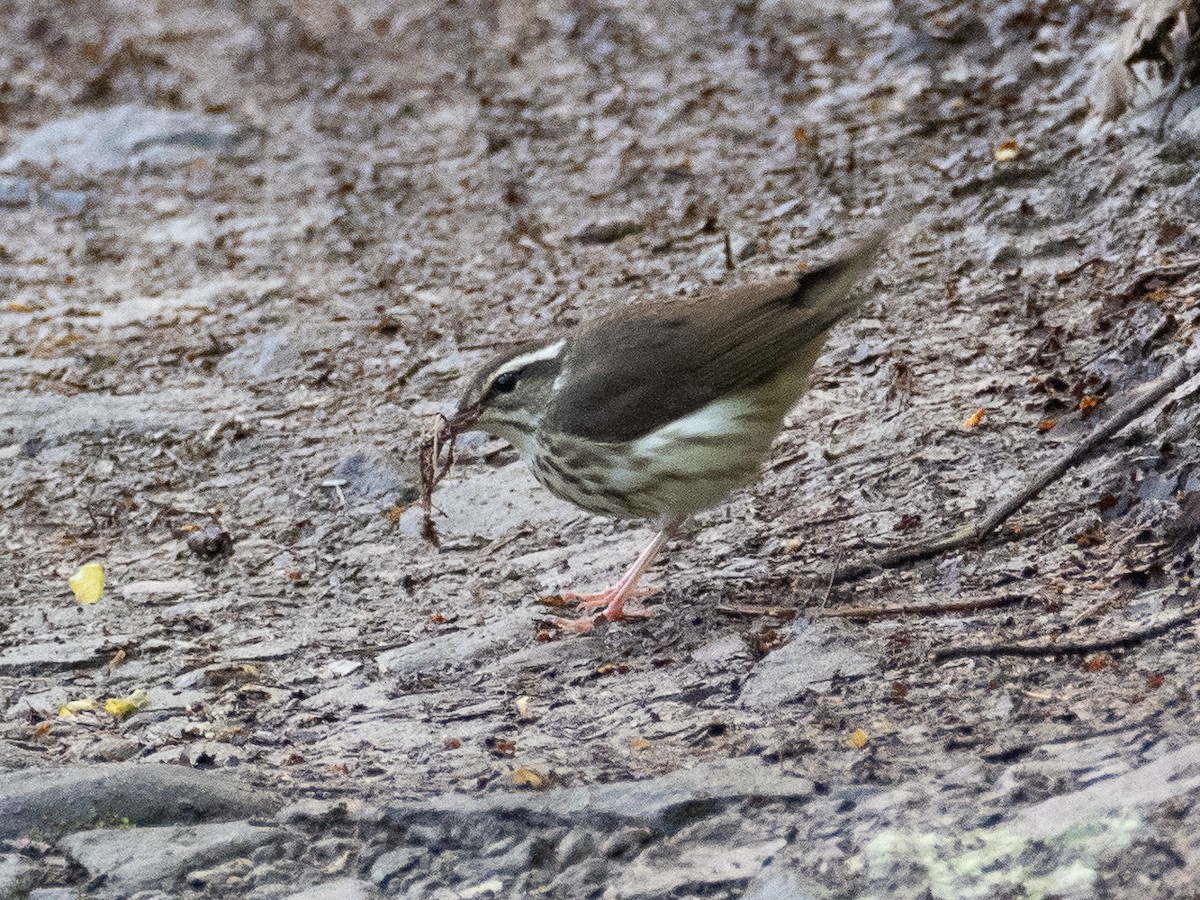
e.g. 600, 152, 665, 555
1038, 419, 1058, 431
486, 737, 517, 756
1074, 522, 1106, 547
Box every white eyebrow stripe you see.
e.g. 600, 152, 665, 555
493, 340, 565, 379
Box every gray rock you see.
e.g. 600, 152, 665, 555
39, 189, 88, 217
216, 327, 304, 380
0, 638, 112, 675
743, 866, 829, 899
852, 744, 1200, 898
274, 797, 383, 827
0, 739, 51, 771
185, 856, 254, 889
0, 175, 32, 207
697, 233, 758, 270
574, 218, 644, 244
739, 620, 875, 708
386, 758, 813, 836
555, 827, 597, 869
28, 890, 78, 900
280, 878, 377, 900
612, 837, 787, 897
0, 852, 31, 895
330, 450, 411, 507
547, 858, 608, 895
377, 607, 539, 676
0, 105, 252, 174
0, 763, 282, 840
60, 821, 280, 895
1014, 742, 1200, 841
369, 847, 426, 885
600, 826, 653, 860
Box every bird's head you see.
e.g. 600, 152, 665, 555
450, 339, 567, 451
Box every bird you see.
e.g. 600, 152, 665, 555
447, 232, 883, 633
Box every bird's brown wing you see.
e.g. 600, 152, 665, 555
547, 236, 881, 443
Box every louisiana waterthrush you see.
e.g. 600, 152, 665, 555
448, 233, 883, 632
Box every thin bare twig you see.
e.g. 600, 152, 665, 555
834, 345, 1200, 585
930, 605, 1200, 663
418, 413, 456, 547
820, 593, 1033, 620
715, 604, 798, 620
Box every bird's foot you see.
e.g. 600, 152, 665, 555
561, 585, 660, 611
547, 604, 658, 634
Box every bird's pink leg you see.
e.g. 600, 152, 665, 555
549, 523, 678, 634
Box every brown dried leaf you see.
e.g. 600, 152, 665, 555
1074, 522, 1107, 547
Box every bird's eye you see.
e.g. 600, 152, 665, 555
491, 371, 519, 394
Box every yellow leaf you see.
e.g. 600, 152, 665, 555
848, 728, 869, 749
515, 695, 531, 718
59, 697, 98, 717
511, 766, 546, 789
69, 563, 105, 604
960, 407, 987, 430
631, 736, 651, 752
994, 139, 1019, 161
105, 689, 150, 719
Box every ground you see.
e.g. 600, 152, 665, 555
3, 0, 1200, 898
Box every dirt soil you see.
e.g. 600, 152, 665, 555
4, 0, 1200, 897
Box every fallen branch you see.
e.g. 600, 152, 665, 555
834, 344, 1200, 585
931, 605, 1200, 662
820, 593, 1033, 620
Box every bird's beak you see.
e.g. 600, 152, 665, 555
445, 404, 480, 437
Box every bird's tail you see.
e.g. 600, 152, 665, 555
789, 226, 888, 322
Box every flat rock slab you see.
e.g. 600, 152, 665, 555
612, 837, 787, 897
0, 638, 112, 675
281, 878, 379, 900
738, 620, 876, 708
0, 104, 251, 173
60, 820, 280, 895
377, 606, 540, 676
386, 758, 812, 835
0, 762, 282, 840
853, 743, 1200, 898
